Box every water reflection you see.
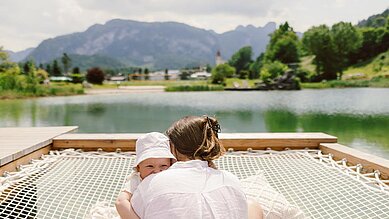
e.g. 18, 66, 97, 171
0, 88, 388, 158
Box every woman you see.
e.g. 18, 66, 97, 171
130, 115, 262, 218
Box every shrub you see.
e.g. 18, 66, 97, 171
260, 61, 288, 83
211, 64, 235, 84
86, 67, 105, 85
239, 70, 249, 79
71, 74, 85, 83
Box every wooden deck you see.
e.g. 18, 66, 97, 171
0, 126, 78, 174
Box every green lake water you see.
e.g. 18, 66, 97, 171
1, 88, 389, 159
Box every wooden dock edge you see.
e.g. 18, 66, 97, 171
0, 145, 52, 176
52, 132, 338, 151
0, 126, 78, 176
320, 143, 389, 179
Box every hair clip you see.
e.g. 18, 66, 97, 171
212, 123, 221, 133
204, 116, 221, 134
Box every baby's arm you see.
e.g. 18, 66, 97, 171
115, 191, 139, 219
115, 172, 141, 219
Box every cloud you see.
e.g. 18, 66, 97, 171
0, 0, 387, 51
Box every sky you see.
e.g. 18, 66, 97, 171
0, 0, 388, 52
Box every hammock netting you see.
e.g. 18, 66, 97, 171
0, 149, 388, 219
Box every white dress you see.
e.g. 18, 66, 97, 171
131, 160, 248, 219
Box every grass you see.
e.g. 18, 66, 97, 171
302, 76, 389, 89
224, 78, 260, 88
0, 83, 84, 99
343, 50, 389, 79
300, 50, 389, 88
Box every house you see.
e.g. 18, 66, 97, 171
109, 76, 126, 81
190, 71, 211, 80
49, 76, 72, 82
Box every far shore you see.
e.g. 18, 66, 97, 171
85, 85, 166, 95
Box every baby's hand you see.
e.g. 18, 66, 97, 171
123, 172, 141, 194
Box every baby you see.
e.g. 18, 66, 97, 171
115, 132, 176, 218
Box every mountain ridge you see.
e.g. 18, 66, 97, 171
25, 19, 277, 69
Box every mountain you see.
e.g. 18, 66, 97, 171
219, 22, 277, 59
6, 47, 34, 62
26, 19, 276, 69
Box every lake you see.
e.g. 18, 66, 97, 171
1, 88, 389, 159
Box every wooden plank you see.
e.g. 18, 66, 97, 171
0, 126, 78, 166
320, 143, 389, 180
53, 132, 337, 151
53, 134, 140, 151
0, 145, 51, 176
221, 133, 337, 150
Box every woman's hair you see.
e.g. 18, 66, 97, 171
166, 115, 225, 161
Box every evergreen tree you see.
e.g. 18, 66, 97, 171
45, 64, 52, 76
72, 67, 80, 74
52, 60, 62, 76
144, 68, 149, 80
164, 69, 169, 80
23, 62, 31, 75
61, 53, 72, 75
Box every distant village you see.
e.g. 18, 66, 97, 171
50, 51, 225, 83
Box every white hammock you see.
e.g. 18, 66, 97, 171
1, 149, 389, 219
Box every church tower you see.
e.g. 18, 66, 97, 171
215, 50, 225, 66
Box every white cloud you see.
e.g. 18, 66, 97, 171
0, 0, 387, 51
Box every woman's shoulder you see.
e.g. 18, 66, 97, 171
219, 169, 241, 185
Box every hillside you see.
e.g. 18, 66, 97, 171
26, 19, 277, 70
358, 8, 389, 28
343, 50, 389, 79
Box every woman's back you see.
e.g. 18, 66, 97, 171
131, 160, 248, 219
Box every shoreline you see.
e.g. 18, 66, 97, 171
85, 85, 165, 95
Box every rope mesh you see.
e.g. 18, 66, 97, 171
1, 149, 389, 219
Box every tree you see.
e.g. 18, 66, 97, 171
228, 46, 253, 75
349, 26, 389, 64
0, 47, 17, 72
45, 64, 52, 76
249, 53, 264, 79
23, 61, 32, 75
86, 67, 105, 84
52, 60, 62, 76
265, 22, 300, 64
144, 68, 149, 80
331, 22, 362, 78
61, 53, 72, 75
72, 67, 80, 74
35, 69, 49, 84
71, 67, 83, 83
211, 63, 235, 84
164, 69, 169, 80
206, 64, 212, 73
303, 22, 362, 80
302, 25, 338, 81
